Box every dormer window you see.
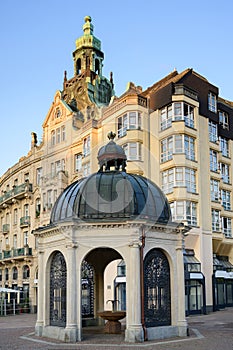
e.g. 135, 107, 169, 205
208, 92, 217, 113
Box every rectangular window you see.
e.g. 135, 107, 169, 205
170, 200, 197, 226
56, 128, 61, 143
219, 137, 229, 157
117, 111, 141, 137
55, 160, 61, 173
24, 204, 29, 217
75, 153, 82, 172
221, 190, 231, 210
210, 179, 220, 201
184, 135, 195, 160
210, 149, 218, 172
48, 190, 52, 208
161, 136, 173, 162
219, 111, 229, 129
208, 92, 217, 112
24, 231, 28, 246
222, 217, 232, 237
208, 121, 218, 143
212, 209, 221, 231
83, 162, 90, 177
83, 136, 90, 157
61, 126, 66, 141
13, 209, 18, 225
51, 130, 56, 146
36, 167, 42, 186
220, 163, 230, 184
123, 142, 141, 161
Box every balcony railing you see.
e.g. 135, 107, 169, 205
0, 183, 33, 207
2, 224, 10, 233
0, 247, 32, 261
20, 216, 30, 227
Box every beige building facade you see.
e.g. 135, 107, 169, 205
0, 15, 233, 321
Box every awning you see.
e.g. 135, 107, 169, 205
215, 270, 233, 279
0, 287, 20, 293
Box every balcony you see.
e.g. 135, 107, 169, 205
2, 224, 10, 234
0, 183, 33, 208
20, 216, 30, 227
174, 84, 198, 101
0, 246, 32, 262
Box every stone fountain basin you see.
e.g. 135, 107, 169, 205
97, 311, 126, 321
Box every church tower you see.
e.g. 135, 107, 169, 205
62, 16, 114, 119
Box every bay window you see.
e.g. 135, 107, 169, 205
170, 200, 197, 226
117, 111, 141, 137
161, 135, 195, 163
161, 167, 196, 194
160, 102, 194, 130
123, 142, 142, 161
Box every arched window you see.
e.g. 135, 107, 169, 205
144, 249, 171, 327
76, 58, 81, 75
81, 260, 94, 318
95, 58, 100, 75
23, 265, 30, 279
12, 266, 18, 280
50, 251, 66, 327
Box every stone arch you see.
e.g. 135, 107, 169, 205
81, 247, 123, 326
49, 250, 67, 327
144, 248, 171, 327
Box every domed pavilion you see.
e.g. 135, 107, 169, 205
35, 132, 188, 343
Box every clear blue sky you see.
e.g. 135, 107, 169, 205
0, 0, 233, 177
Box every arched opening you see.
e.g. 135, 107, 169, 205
81, 260, 94, 318
50, 251, 67, 327
144, 248, 171, 327
81, 247, 124, 335
95, 58, 100, 75
76, 58, 81, 75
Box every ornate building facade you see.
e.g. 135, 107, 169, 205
0, 15, 233, 319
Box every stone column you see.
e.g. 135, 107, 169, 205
35, 249, 44, 336
176, 233, 187, 336
125, 241, 144, 343
65, 242, 78, 342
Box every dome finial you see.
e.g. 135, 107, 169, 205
107, 131, 116, 141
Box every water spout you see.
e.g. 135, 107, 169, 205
106, 299, 120, 311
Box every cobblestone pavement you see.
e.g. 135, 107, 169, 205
0, 309, 233, 350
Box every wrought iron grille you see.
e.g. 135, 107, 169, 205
81, 260, 94, 318
50, 251, 67, 327
144, 249, 171, 327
